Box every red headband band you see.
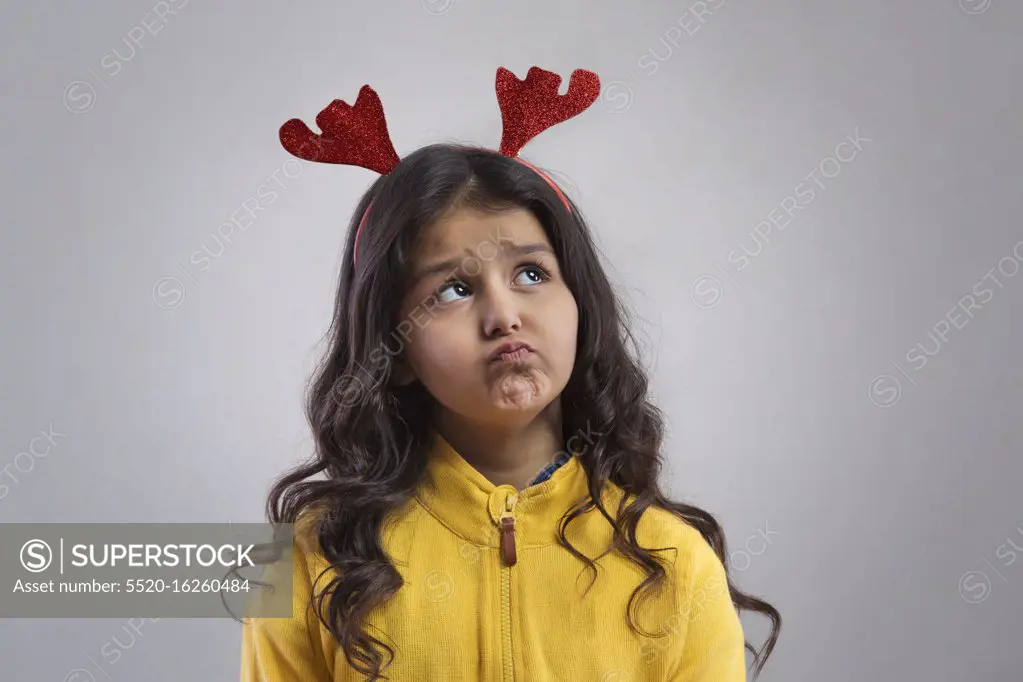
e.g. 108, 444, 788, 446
279, 66, 601, 269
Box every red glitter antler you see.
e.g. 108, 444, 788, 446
279, 85, 400, 175
496, 66, 601, 157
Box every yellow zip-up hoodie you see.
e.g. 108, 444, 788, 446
241, 431, 747, 681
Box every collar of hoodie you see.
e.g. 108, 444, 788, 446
414, 430, 590, 549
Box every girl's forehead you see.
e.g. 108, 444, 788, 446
414, 207, 550, 259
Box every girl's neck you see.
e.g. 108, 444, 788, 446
434, 403, 564, 491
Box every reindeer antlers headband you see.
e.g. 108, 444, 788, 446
278, 66, 601, 268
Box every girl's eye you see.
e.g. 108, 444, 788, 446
435, 263, 551, 304
436, 279, 470, 304
514, 265, 549, 286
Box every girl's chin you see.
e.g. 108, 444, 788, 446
491, 375, 541, 408
433, 366, 556, 416
486, 366, 550, 411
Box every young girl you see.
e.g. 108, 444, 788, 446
240, 66, 780, 681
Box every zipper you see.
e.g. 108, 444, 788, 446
499, 493, 518, 566
499, 492, 517, 682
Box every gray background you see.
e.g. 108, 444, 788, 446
2, 0, 1020, 679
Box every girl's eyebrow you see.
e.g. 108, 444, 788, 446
410, 242, 555, 287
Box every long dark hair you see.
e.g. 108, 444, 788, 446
264, 143, 781, 679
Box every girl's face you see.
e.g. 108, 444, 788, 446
394, 206, 578, 427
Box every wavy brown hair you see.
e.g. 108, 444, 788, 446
261, 144, 780, 679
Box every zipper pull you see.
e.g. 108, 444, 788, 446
499, 494, 517, 566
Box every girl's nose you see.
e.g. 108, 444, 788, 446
481, 286, 522, 337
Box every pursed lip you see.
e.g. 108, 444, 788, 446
488, 340, 535, 362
